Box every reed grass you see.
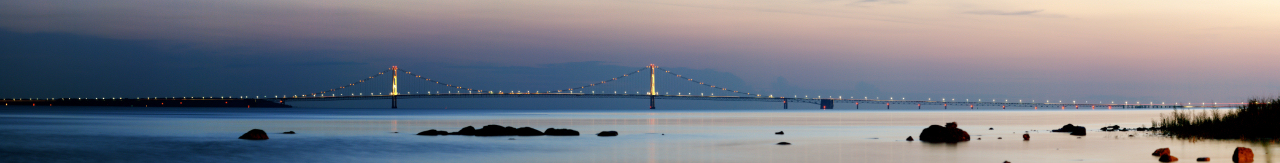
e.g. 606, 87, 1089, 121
1153, 97, 1280, 139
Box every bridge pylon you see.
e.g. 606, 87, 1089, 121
648, 64, 656, 109
391, 66, 398, 108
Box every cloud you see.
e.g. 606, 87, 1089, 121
965, 10, 1044, 16
963, 9, 1065, 18
843, 0, 908, 7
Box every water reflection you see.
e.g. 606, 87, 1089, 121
0, 107, 1276, 162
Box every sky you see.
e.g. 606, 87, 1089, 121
2, 0, 1280, 106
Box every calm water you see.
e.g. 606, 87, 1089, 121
1, 106, 1275, 163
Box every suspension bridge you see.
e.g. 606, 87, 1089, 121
2, 65, 1243, 109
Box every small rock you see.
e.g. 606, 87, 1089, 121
1022, 134, 1030, 141
283, 131, 295, 134
775, 131, 784, 135
977, 138, 981, 140
1153, 148, 1171, 156
1233, 147, 1254, 162
238, 129, 269, 140
998, 137, 1002, 139
906, 136, 914, 141
776, 142, 791, 145
1004, 161, 1011, 163
989, 127, 994, 130
597, 131, 619, 136
1159, 155, 1178, 162
1195, 157, 1208, 161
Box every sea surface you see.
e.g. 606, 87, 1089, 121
1, 106, 1274, 163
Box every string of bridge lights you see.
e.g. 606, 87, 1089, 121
401, 68, 488, 93
312, 69, 392, 96
549, 67, 648, 93
656, 68, 762, 97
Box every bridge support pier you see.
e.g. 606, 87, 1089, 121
820, 99, 834, 109
783, 99, 788, 109
392, 96, 398, 109
649, 96, 655, 109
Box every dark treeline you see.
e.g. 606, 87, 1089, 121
1154, 97, 1280, 139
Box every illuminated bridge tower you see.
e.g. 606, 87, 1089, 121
648, 64, 656, 109
390, 66, 399, 109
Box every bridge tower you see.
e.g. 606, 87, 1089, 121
391, 66, 398, 109
649, 64, 656, 109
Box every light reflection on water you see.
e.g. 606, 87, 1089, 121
0, 107, 1275, 163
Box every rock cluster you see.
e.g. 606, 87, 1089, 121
416, 125, 583, 136
1052, 124, 1087, 136
545, 128, 581, 136
918, 122, 970, 142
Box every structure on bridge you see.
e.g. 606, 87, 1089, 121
262, 65, 1222, 110
3, 65, 1240, 109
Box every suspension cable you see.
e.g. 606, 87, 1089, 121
311, 69, 392, 96
399, 68, 488, 93
548, 67, 648, 93
656, 67, 762, 97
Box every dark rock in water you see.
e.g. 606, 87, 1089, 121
1053, 124, 1087, 135
470, 125, 537, 136
1196, 157, 1209, 161
1100, 125, 1121, 131
1234, 147, 1254, 162
1070, 129, 1086, 136
776, 142, 791, 145
544, 128, 580, 136
239, 129, 269, 140
515, 127, 544, 136
1159, 155, 1178, 162
997, 137, 1002, 139
1052, 124, 1076, 132
1003, 161, 1010, 163
597, 131, 619, 136
473, 125, 514, 136
283, 131, 295, 134
1153, 148, 1171, 156
443, 125, 582, 136
906, 136, 914, 141
417, 129, 449, 136
918, 122, 970, 142
1022, 134, 1030, 141
775, 131, 784, 135
989, 127, 994, 130
452, 126, 477, 135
